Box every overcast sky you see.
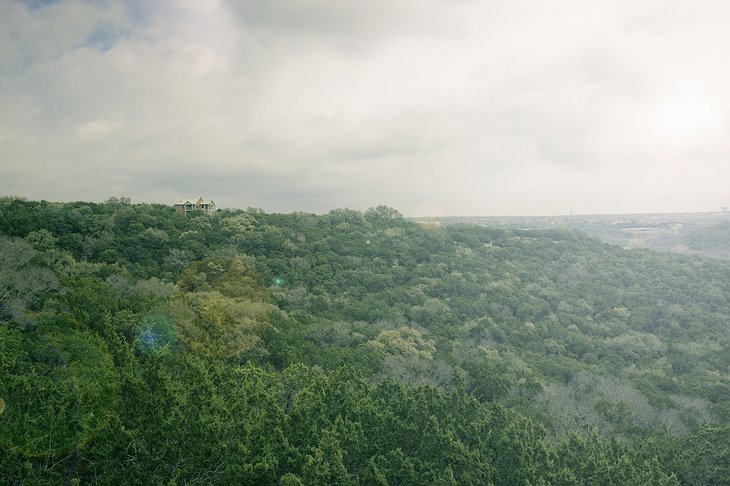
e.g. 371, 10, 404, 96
1, 0, 729, 216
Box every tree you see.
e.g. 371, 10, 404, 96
0, 237, 59, 320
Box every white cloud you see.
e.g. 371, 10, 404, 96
1, 0, 730, 214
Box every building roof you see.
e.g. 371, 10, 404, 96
175, 197, 215, 206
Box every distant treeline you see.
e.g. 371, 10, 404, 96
424, 212, 730, 259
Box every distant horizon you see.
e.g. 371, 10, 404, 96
413, 209, 730, 219
3, 193, 728, 220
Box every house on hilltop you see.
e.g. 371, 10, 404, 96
174, 197, 216, 215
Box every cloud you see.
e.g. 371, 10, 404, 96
223, 0, 465, 47
0, 1, 131, 69
1, 0, 730, 215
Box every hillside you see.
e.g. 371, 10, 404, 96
425, 211, 730, 259
1, 197, 728, 484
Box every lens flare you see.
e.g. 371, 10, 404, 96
135, 313, 177, 356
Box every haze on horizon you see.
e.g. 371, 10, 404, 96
1, 0, 729, 217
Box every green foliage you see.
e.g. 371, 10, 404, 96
0, 198, 728, 483
0, 318, 117, 457
0, 236, 60, 319
168, 290, 273, 358
135, 312, 178, 357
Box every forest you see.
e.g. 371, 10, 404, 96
429, 212, 730, 260
0, 196, 728, 485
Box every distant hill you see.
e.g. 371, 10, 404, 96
417, 211, 730, 259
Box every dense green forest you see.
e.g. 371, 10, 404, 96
1, 197, 728, 485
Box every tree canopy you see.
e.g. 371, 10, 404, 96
0, 197, 728, 484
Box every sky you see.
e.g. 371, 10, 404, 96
1, 0, 730, 216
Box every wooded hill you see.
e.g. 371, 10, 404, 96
1, 197, 728, 484
428, 212, 730, 260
